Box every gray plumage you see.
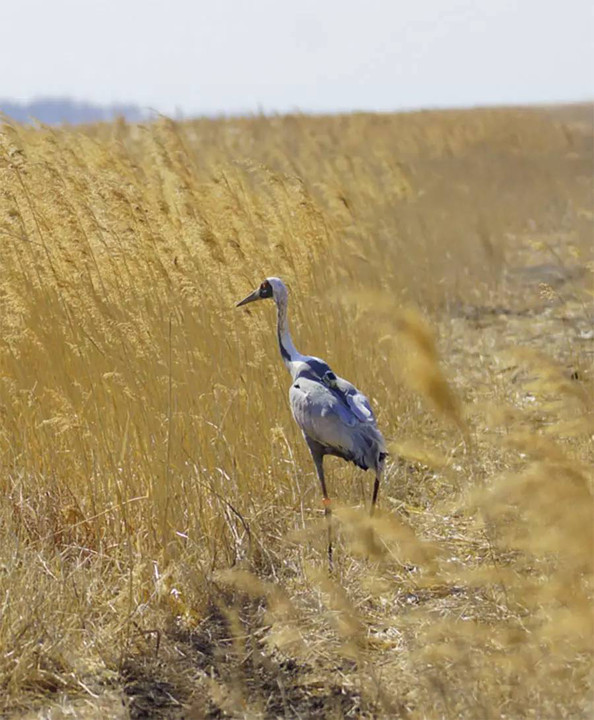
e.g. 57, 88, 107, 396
237, 277, 387, 565
289, 361, 386, 473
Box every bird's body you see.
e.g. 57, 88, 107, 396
237, 277, 386, 565
289, 367, 385, 472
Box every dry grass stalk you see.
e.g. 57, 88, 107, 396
0, 104, 592, 718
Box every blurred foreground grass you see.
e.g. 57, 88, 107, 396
0, 104, 592, 718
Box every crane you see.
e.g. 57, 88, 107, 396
237, 277, 387, 567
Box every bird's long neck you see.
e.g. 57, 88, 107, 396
275, 294, 303, 375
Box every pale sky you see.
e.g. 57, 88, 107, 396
2, 0, 592, 115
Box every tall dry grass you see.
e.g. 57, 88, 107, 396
0, 105, 592, 718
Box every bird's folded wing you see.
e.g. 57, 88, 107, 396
334, 377, 376, 423
290, 380, 359, 451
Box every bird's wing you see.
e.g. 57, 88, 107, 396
289, 377, 360, 453
334, 377, 376, 423
298, 357, 377, 424
290, 375, 386, 470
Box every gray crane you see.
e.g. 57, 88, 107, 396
237, 277, 387, 566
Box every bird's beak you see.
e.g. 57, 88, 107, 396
236, 288, 261, 307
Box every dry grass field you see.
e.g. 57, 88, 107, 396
0, 104, 592, 719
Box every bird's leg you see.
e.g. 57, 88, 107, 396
317, 461, 333, 571
370, 470, 381, 516
307, 440, 333, 570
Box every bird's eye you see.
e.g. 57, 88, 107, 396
259, 281, 272, 298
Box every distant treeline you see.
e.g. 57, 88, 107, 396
0, 97, 146, 125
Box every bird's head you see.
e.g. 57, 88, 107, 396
236, 277, 287, 308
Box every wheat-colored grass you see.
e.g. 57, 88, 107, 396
0, 104, 592, 718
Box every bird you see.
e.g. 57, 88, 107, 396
236, 277, 387, 567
